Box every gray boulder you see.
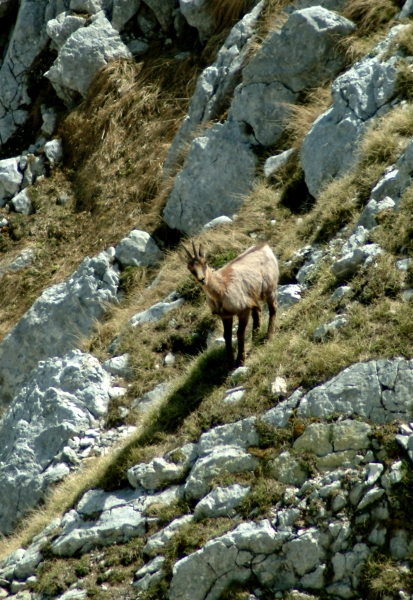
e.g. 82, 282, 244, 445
164, 1, 263, 173
143, 0, 175, 31
6, 249, 35, 272
0, 251, 119, 405
45, 11, 132, 106
179, 0, 214, 43
0, 0, 51, 146
229, 7, 355, 146
0, 157, 23, 206
163, 121, 256, 233
0, 350, 111, 534
184, 446, 259, 500
115, 229, 161, 267
331, 243, 382, 280
301, 26, 404, 197
194, 485, 250, 519
143, 515, 193, 555
46, 11, 86, 50
278, 284, 303, 308
111, 0, 140, 31
10, 189, 33, 215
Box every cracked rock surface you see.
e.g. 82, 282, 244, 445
0, 251, 119, 405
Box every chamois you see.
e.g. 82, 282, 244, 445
182, 241, 279, 368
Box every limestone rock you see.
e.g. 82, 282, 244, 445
278, 284, 303, 308
333, 420, 371, 451
143, 515, 193, 555
46, 11, 86, 50
179, 0, 214, 43
313, 315, 347, 340
203, 216, 233, 229
264, 149, 295, 178
331, 244, 383, 280
184, 446, 259, 500
143, 0, 175, 31
127, 443, 197, 490
132, 382, 171, 413
130, 292, 184, 326
10, 189, 33, 215
4, 250, 34, 275
0, 0, 51, 146
115, 230, 161, 267
44, 139, 63, 163
111, 0, 140, 31
102, 353, 132, 378
198, 417, 259, 455
51, 505, 147, 556
0, 350, 111, 534
293, 423, 332, 456
230, 7, 355, 146
0, 157, 23, 205
163, 121, 256, 234
164, 1, 263, 173
356, 197, 396, 231
193, 485, 250, 519
0, 251, 119, 404
301, 27, 403, 197
269, 451, 308, 486
45, 11, 132, 106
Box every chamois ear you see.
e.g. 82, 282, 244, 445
198, 244, 205, 258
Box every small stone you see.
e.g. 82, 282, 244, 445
164, 352, 176, 367
313, 315, 347, 340
332, 493, 347, 512
10, 189, 33, 215
269, 451, 308, 487
357, 487, 385, 511
203, 216, 233, 229
270, 377, 288, 397
56, 192, 69, 205
293, 423, 332, 457
223, 387, 246, 404
231, 366, 249, 384
108, 386, 127, 399
366, 463, 384, 485
263, 149, 295, 179
329, 286, 352, 302
193, 485, 250, 519
396, 258, 411, 271
44, 139, 63, 163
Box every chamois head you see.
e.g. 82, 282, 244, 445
181, 240, 207, 285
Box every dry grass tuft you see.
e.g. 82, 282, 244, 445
343, 0, 399, 37
61, 52, 200, 215
208, 0, 255, 32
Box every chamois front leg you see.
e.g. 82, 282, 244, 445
222, 317, 234, 369
236, 310, 250, 367
267, 296, 277, 340
252, 306, 261, 338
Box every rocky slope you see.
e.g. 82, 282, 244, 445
1, 0, 413, 599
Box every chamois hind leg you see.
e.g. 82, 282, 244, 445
236, 309, 250, 367
252, 306, 261, 338
222, 317, 234, 369
266, 294, 277, 340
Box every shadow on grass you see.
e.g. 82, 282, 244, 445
98, 346, 230, 490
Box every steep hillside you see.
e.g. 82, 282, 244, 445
1, 0, 413, 599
